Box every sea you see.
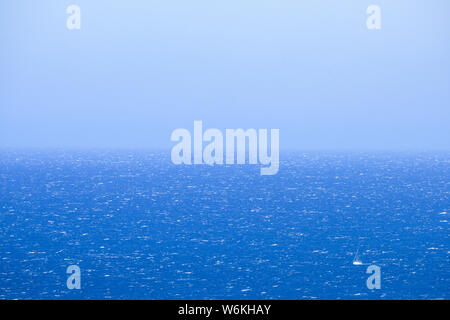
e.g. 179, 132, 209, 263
0, 150, 448, 299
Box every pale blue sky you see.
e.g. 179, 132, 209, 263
1, 0, 449, 150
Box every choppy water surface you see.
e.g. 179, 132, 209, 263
0, 150, 448, 299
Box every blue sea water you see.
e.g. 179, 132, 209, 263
0, 150, 448, 300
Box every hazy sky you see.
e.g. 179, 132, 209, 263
1, 0, 449, 150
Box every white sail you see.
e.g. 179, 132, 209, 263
352, 247, 363, 265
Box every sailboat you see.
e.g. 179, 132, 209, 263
352, 247, 363, 265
